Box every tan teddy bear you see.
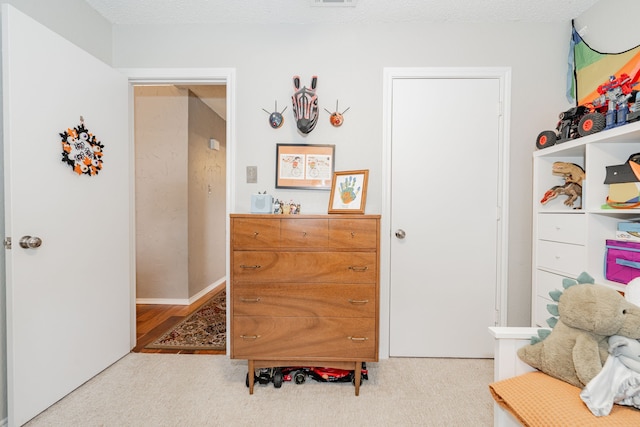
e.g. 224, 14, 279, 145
518, 274, 640, 388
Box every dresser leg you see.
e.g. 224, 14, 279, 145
354, 361, 362, 396
248, 360, 255, 395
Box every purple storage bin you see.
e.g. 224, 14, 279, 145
605, 239, 640, 284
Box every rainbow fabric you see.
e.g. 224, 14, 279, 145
568, 21, 640, 106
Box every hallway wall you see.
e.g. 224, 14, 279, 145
134, 86, 226, 301
187, 91, 227, 298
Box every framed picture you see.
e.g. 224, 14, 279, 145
328, 169, 369, 214
276, 143, 335, 190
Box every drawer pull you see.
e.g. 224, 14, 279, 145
351, 232, 356, 238
240, 297, 261, 303
348, 336, 369, 341
240, 335, 261, 340
240, 264, 261, 269
349, 266, 368, 272
348, 299, 369, 305
303, 231, 307, 237
252, 232, 259, 238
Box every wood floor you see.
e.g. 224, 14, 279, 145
132, 283, 226, 355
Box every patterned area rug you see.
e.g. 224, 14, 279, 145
146, 290, 226, 350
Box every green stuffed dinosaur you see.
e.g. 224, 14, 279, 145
518, 272, 640, 388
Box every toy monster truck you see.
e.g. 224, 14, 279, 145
536, 105, 591, 149
536, 73, 640, 150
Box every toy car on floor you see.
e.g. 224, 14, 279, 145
246, 367, 284, 388
282, 364, 369, 385
245, 364, 369, 388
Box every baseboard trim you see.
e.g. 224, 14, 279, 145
136, 277, 225, 305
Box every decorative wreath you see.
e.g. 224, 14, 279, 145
59, 118, 104, 176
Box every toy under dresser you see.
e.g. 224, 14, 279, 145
230, 214, 380, 395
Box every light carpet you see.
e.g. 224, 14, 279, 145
25, 353, 494, 426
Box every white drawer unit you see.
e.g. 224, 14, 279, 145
531, 121, 640, 326
534, 270, 571, 327
536, 240, 586, 277
535, 295, 555, 328
537, 213, 586, 245
536, 269, 571, 300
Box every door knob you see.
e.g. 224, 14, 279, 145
395, 229, 406, 239
19, 235, 42, 249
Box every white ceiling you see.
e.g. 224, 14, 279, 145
85, 0, 599, 25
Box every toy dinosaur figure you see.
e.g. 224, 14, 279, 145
541, 182, 582, 208
552, 162, 585, 184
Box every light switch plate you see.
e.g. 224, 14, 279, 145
246, 166, 257, 183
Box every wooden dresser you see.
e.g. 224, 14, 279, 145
230, 214, 380, 395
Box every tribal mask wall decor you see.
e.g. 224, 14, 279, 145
291, 75, 318, 134
262, 101, 287, 129
324, 100, 350, 127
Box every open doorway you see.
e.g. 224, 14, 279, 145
132, 84, 227, 351
133, 84, 227, 303
122, 67, 236, 352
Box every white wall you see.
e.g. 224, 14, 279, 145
3, 0, 111, 63
112, 21, 574, 327
574, 0, 640, 53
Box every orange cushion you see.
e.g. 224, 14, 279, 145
489, 371, 640, 426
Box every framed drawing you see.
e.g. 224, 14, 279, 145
328, 169, 369, 214
276, 143, 335, 190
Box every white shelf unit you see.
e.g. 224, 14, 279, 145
532, 120, 640, 327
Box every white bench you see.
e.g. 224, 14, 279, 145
489, 327, 539, 427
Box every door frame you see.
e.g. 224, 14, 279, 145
119, 68, 236, 351
381, 67, 511, 359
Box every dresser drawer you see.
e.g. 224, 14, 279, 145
233, 283, 376, 317
536, 240, 585, 276
280, 218, 328, 248
233, 218, 280, 250
233, 316, 376, 359
233, 251, 377, 283
329, 218, 378, 249
537, 213, 585, 245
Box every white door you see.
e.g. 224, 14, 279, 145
389, 76, 502, 358
2, 5, 131, 425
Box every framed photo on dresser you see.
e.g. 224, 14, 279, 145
328, 169, 368, 214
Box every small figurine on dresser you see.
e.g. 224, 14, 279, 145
273, 199, 301, 215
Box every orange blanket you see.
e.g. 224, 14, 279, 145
489, 371, 640, 426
